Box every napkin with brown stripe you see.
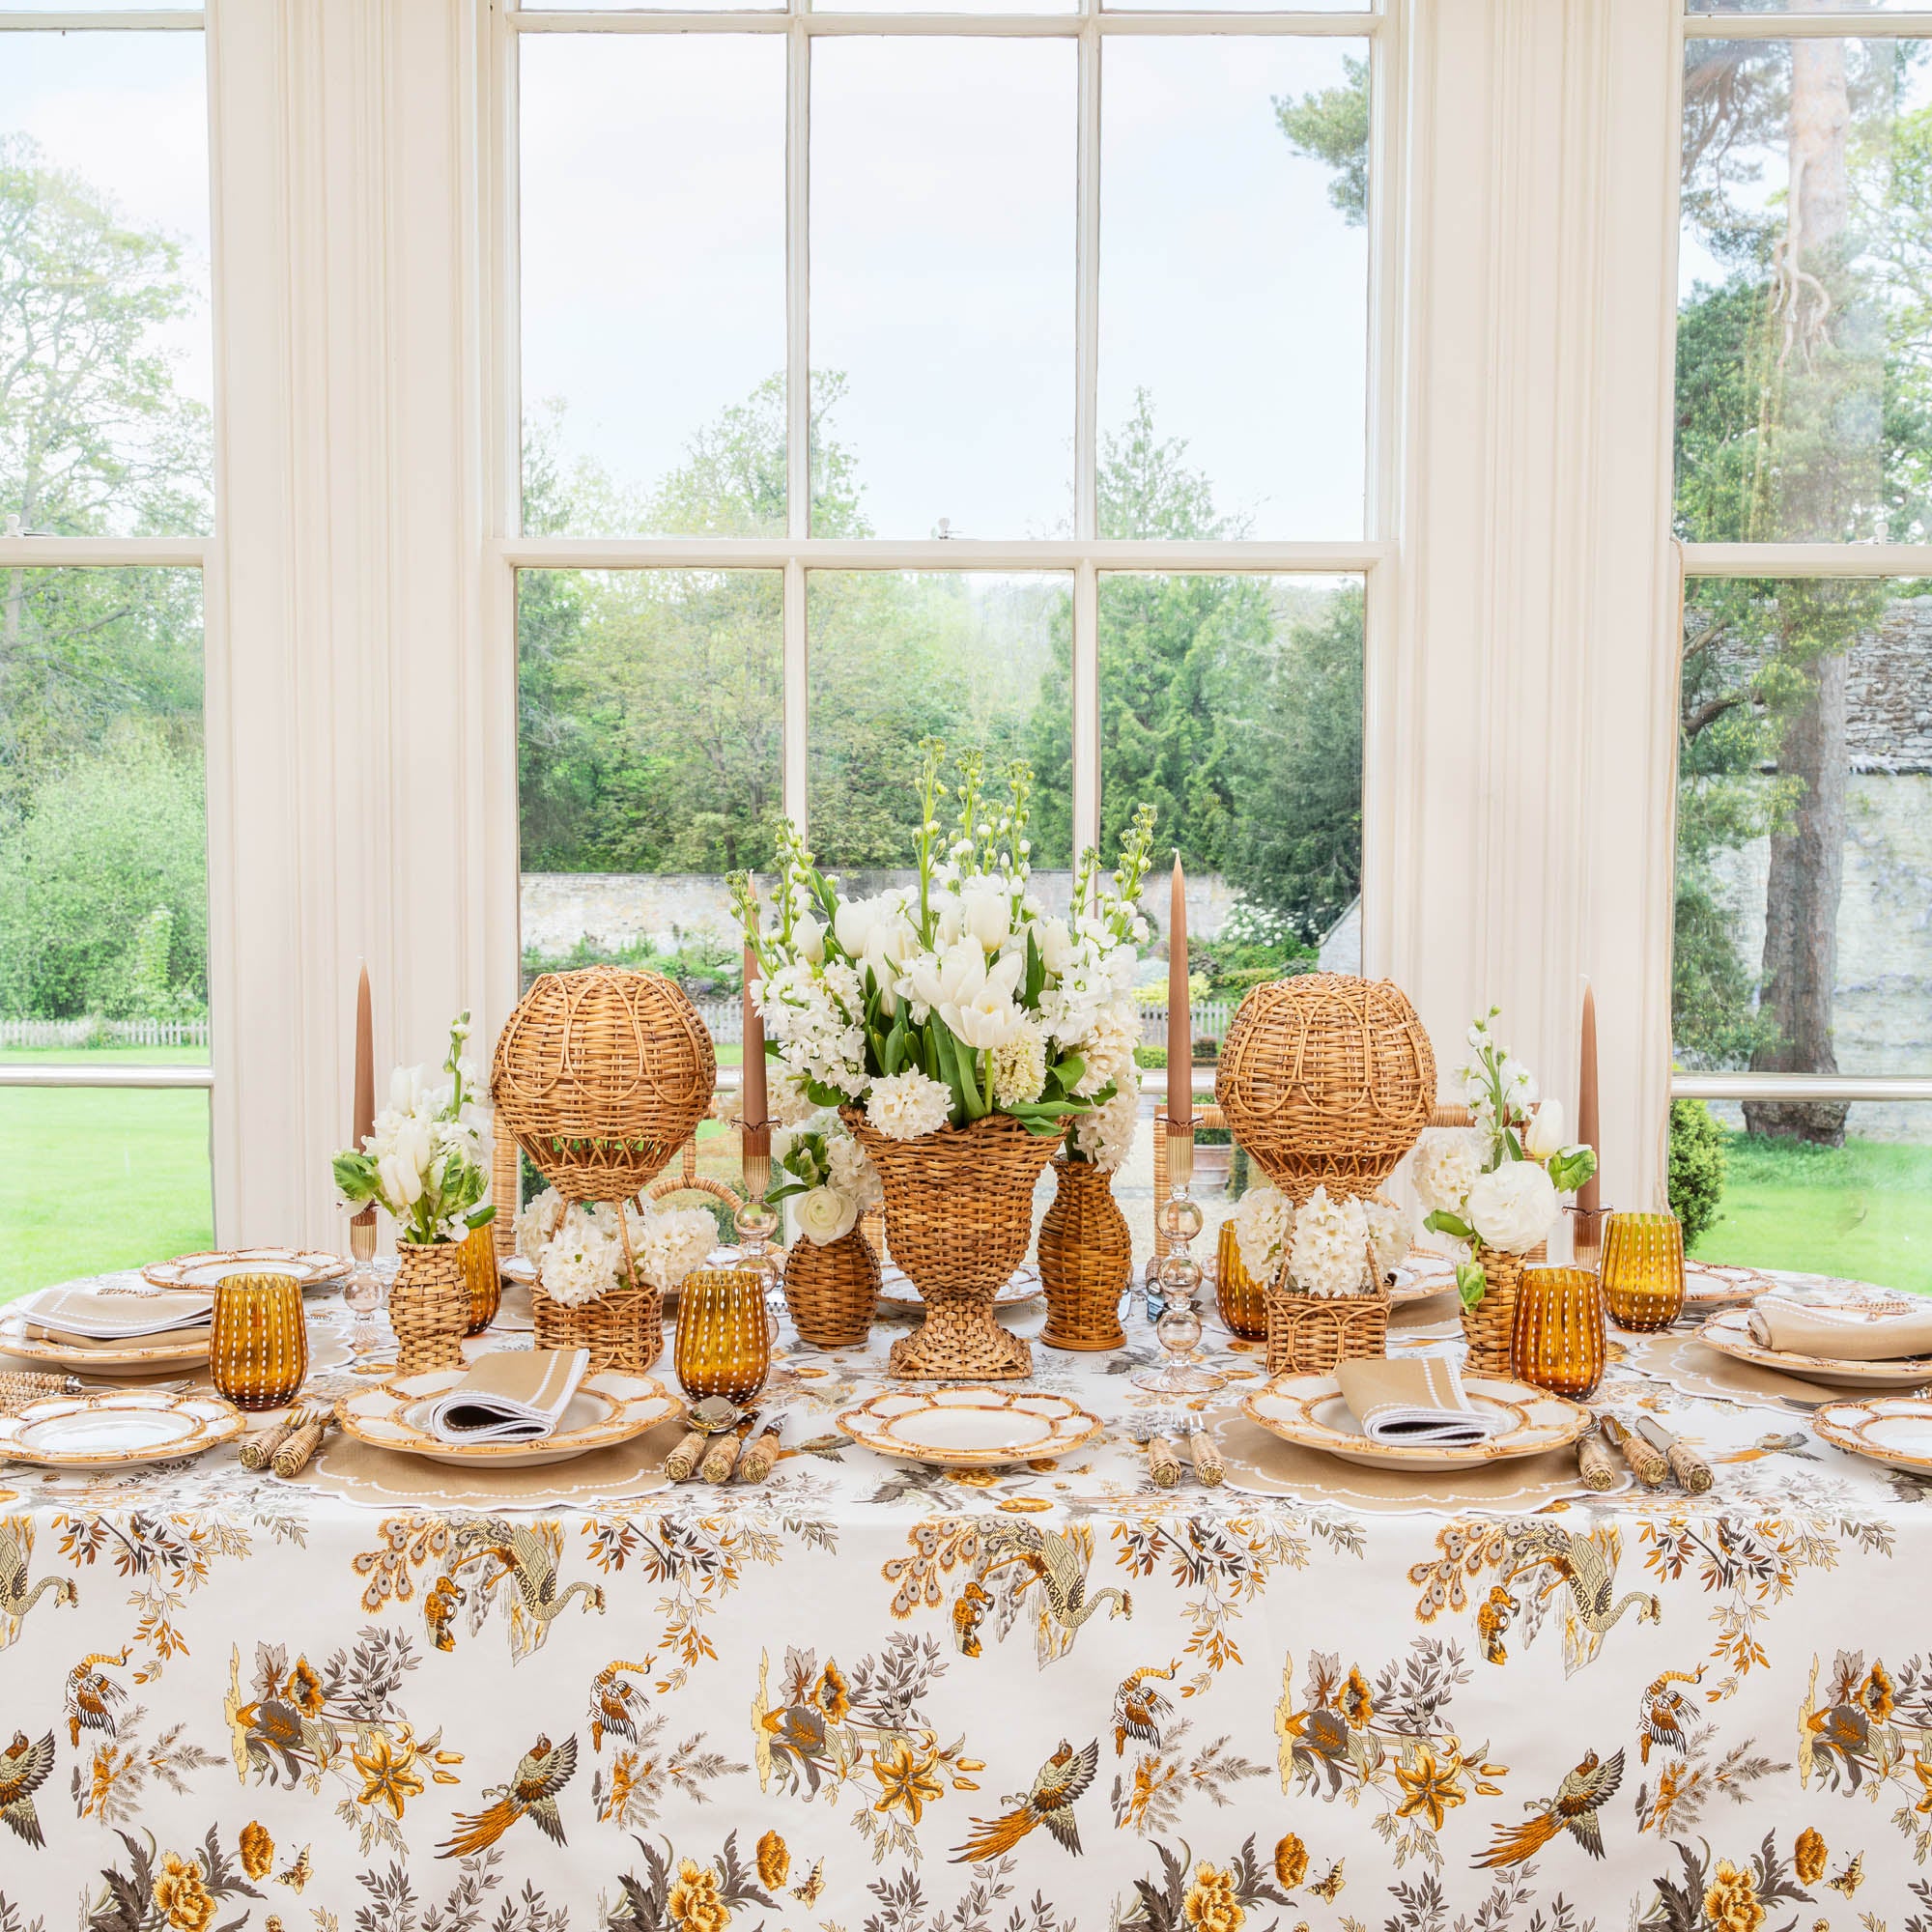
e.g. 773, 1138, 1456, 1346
422, 1349, 590, 1444
1335, 1356, 1507, 1449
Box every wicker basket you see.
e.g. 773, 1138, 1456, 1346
1214, 975, 1435, 1201
844, 1108, 1060, 1379
781, 1226, 881, 1350
532, 1278, 665, 1377
1037, 1156, 1130, 1352
491, 967, 716, 1204
1264, 1282, 1390, 1377
390, 1241, 469, 1374
1460, 1246, 1525, 1378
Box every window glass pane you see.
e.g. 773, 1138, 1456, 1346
520, 37, 786, 536
1690, 3, 1926, 14
810, 41, 1074, 539
1100, 40, 1369, 541
1106, 0, 1368, 14
1, 1089, 213, 1305
1674, 578, 1932, 1107
1677, 38, 1932, 543
0, 33, 212, 536
1681, 1101, 1932, 1295
808, 572, 1074, 873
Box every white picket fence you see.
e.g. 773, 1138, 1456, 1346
0, 1016, 212, 1049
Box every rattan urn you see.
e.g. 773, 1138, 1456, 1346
492, 966, 716, 1203
1214, 973, 1436, 1201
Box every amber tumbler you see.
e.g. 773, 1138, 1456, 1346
211, 1272, 309, 1411
1511, 1265, 1606, 1398
1214, 1221, 1269, 1340
458, 1222, 502, 1335
1601, 1211, 1686, 1332
673, 1265, 773, 1409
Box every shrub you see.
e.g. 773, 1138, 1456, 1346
1668, 1096, 1728, 1245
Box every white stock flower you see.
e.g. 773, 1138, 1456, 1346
1466, 1159, 1559, 1255
795, 1184, 860, 1245
990, 1020, 1048, 1109
1288, 1184, 1372, 1299
1362, 1197, 1409, 1280
1234, 1184, 1293, 1284
514, 1187, 565, 1265
1070, 1083, 1138, 1173
1523, 1096, 1566, 1159
825, 1129, 883, 1208
1408, 1127, 1486, 1217
771, 1071, 822, 1126
633, 1204, 720, 1292
866, 1068, 953, 1141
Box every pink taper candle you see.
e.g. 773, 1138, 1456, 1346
742, 943, 770, 1160
1167, 856, 1191, 1129
352, 963, 376, 1225
1577, 978, 1601, 1238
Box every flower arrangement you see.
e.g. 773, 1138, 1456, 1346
1235, 1183, 1406, 1296
513, 1188, 719, 1308
730, 741, 1155, 1145
768, 1111, 885, 1245
332, 1013, 495, 1246
1408, 1009, 1598, 1306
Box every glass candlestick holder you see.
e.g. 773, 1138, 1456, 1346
736, 1146, 782, 1336
344, 1213, 390, 1373
1133, 1132, 1223, 1395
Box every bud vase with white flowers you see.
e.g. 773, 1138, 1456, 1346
730, 740, 1156, 1378
331, 1013, 495, 1372
765, 1113, 886, 1347
1406, 1009, 1598, 1376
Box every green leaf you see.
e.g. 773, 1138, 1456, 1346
1456, 1263, 1488, 1309
1056, 1054, 1086, 1094
1423, 1209, 1473, 1240
1023, 927, 1045, 1006
465, 1203, 497, 1230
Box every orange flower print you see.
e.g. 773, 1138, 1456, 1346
1395, 1747, 1465, 1831
1861, 1662, 1894, 1723
1702, 1860, 1766, 1932
288, 1659, 324, 1716
1339, 1668, 1375, 1729
1914, 1751, 1932, 1816
872, 1737, 944, 1825
153, 1852, 216, 1932
1793, 1828, 1827, 1885
1181, 1862, 1244, 1932
815, 1662, 850, 1725
1273, 1833, 1308, 1889
668, 1859, 731, 1932
239, 1821, 274, 1881
353, 1733, 426, 1819
756, 1830, 789, 1889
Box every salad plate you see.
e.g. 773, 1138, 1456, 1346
143, 1247, 349, 1293
0, 1390, 242, 1467
837, 1387, 1100, 1467
1242, 1374, 1589, 1472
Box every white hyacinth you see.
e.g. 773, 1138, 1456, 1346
1362, 1196, 1409, 1281
514, 1186, 565, 1266
629, 1203, 721, 1293
866, 1068, 954, 1142
990, 1019, 1049, 1109
1070, 1081, 1138, 1174
1288, 1184, 1373, 1299
1408, 1126, 1487, 1218
1233, 1182, 1294, 1284
538, 1205, 625, 1308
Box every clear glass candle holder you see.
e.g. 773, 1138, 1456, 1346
1601, 1211, 1686, 1332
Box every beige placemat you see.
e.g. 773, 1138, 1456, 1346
1619, 1330, 1833, 1408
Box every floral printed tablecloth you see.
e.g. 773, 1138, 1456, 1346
2, 1273, 1929, 1932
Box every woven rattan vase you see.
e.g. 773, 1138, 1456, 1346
781, 1227, 882, 1350
1037, 1156, 1129, 1352
1215, 974, 1435, 1201
845, 1109, 1060, 1379
532, 1276, 665, 1377
1460, 1247, 1525, 1378
390, 1241, 469, 1375
1264, 1279, 1390, 1377
492, 967, 716, 1204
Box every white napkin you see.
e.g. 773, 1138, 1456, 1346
22, 1284, 213, 1342
1334, 1356, 1508, 1448
1747, 1299, 1932, 1362
420, 1349, 591, 1444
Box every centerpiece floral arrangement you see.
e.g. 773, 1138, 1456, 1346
332, 1013, 495, 1245
729, 741, 1156, 1146
514, 1187, 720, 1308
1233, 1181, 1407, 1296
767, 1113, 885, 1245
1407, 1009, 1598, 1308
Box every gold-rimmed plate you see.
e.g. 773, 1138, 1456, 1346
0, 1309, 211, 1377
1683, 1261, 1775, 1310
1389, 1257, 1462, 1305
334, 1369, 682, 1469
1242, 1374, 1590, 1471
0, 1390, 243, 1467
837, 1387, 1101, 1467
143, 1247, 349, 1293
1697, 1305, 1932, 1392
1812, 1397, 1932, 1475
876, 1262, 1041, 1313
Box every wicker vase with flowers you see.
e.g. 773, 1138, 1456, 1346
390, 1241, 469, 1374
1037, 1155, 1130, 1352
1459, 1246, 1523, 1378
781, 1226, 882, 1350
1264, 1278, 1390, 1378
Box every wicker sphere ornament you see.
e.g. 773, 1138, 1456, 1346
492, 967, 716, 1203
1214, 973, 1436, 1200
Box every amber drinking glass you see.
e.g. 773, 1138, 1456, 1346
673, 1265, 773, 1409
1214, 1220, 1268, 1341
1511, 1265, 1606, 1398
458, 1222, 501, 1336
1601, 1211, 1686, 1332
211, 1273, 309, 1411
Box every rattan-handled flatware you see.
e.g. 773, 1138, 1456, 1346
1575, 1425, 1618, 1492
737, 1413, 782, 1484
664, 1428, 708, 1482
1601, 1414, 1668, 1488
1636, 1416, 1713, 1494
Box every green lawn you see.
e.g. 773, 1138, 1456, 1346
1690, 1131, 1932, 1293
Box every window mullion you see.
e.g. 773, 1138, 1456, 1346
1071, 558, 1099, 865
1074, 10, 1099, 547
785, 6, 810, 836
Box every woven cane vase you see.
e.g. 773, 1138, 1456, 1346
1264, 1278, 1390, 1377
390, 1241, 469, 1375
1460, 1246, 1525, 1378
532, 1277, 665, 1378
1037, 1156, 1129, 1352
492, 967, 715, 1204
782, 1226, 882, 1350
844, 1109, 1060, 1379
1214, 974, 1435, 1201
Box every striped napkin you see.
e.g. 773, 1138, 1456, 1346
21, 1285, 213, 1342
1334, 1356, 1507, 1448
421, 1349, 591, 1444
1747, 1299, 1932, 1362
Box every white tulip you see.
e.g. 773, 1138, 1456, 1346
795, 916, 826, 965
834, 895, 882, 959
378, 1150, 423, 1207
908, 938, 986, 1014
943, 988, 1026, 1049
795, 1184, 859, 1246
1036, 917, 1075, 975
957, 882, 1010, 953
933, 894, 964, 948
1524, 1096, 1566, 1159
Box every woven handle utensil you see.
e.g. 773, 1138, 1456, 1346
1576, 1427, 1618, 1492
700, 1421, 751, 1484
240, 1410, 305, 1472
1187, 1423, 1226, 1488
664, 1429, 708, 1481
1601, 1415, 1668, 1488
737, 1415, 782, 1485
1637, 1417, 1713, 1494
0, 1372, 82, 1416
271, 1410, 330, 1478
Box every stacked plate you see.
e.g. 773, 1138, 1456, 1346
143, 1247, 349, 1293
1696, 1304, 1932, 1393
1813, 1397, 1932, 1476
0, 1390, 244, 1467
838, 1387, 1100, 1467
2, 1279, 213, 1377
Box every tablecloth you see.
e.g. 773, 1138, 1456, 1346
2, 1272, 1929, 1932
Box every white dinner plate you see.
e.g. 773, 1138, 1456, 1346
1697, 1305, 1932, 1392
837, 1386, 1101, 1467
1812, 1397, 1932, 1476
1682, 1261, 1775, 1310
0, 1390, 243, 1467
0, 1309, 212, 1377
143, 1247, 350, 1293
1242, 1373, 1590, 1472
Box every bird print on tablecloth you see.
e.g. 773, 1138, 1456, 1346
950, 1738, 1098, 1863
1113, 1664, 1177, 1755
437, 1733, 578, 1858
978, 1521, 1130, 1666
64, 1648, 130, 1748
0, 1519, 76, 1646
587, 1660, 656, 1751
451, 1519, 606, 1661
1503, 1522, 1660, 1675
1474, 1747, 1624, 1868
1637, 1666, 1706, 1764
0, 1729, 56, 1848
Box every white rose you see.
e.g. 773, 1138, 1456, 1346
1524, 1096, 1566, 1159
1408, 1127, 1485, 1216
1465, 1158, 1559, 1255
795, 1185, 859, 1246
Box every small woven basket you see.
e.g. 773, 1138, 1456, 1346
1037, 1155, 1129, 1352
391, 1241, 469, 1375
1264, 1282, 1390, 1378
532, 1277, 665, 1377
1215, 974, 1435, 1201
781, 1226, 881, 1350
1460, 1246, 1525, 1378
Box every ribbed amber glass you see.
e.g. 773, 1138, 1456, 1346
1511, 1266, 1606, 1398
1602, 1211, 1686, 1332
211, 1273, 309, 1411
673, 1266, 772, 1408
458, 1223, 501, 1335
1214, 1220, 1268, 1340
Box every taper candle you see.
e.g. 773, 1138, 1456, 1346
352, 964, 376, 1225
1577, 978, 1600, 1241
742, 943, 769, 1160
1167, 856, 1191, 1128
